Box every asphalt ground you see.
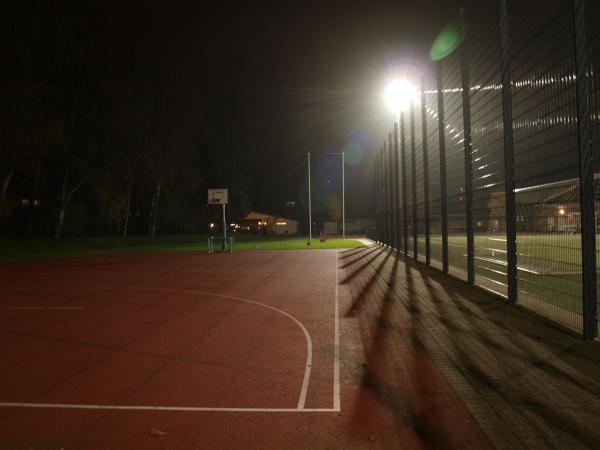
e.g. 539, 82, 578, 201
349, 244, 600, 449
2, 245, 588, 448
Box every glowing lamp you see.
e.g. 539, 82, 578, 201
384, 79, 416, 114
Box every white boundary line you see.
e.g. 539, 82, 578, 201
333, 250, 341, 411
0, 287, 317, 413
0, 402, 336, 413
0, 257, 351, 413
0, 306, 85, 310
146, 288, 313, 410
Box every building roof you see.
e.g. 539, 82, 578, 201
245, 211, 271, 220
244, 211, 298, 223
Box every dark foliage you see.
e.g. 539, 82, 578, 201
0, 3, 252, 239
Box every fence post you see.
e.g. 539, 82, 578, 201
375, 152, 378, 242
389, 137, 394, 248
573, 0, 598, 340
386, 139, 393, 247
410, 101, 418, 258
437, 62, 449, 272
401, 112, 409, 254
385, 140, 391, 246
381, 145, 387, 246
421, 77, 431, 265
394, 122, 401, 252
379, 148, 387, 245
388, 133, 396, 249
382, 146, 388, 245
374, 153, 378, 242
499, 0, 518, 304
460, 8, 475, 284
376, 151, 382, 243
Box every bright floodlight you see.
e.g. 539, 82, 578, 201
384, 79, 416, 114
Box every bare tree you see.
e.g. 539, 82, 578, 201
52, 35, 102, 240
0, 4, 64, 216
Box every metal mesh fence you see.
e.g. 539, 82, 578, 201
425, 70, 443, 270
587, 0, 600, 331
388, 136, 397, 249
404, 112, 415, 257
384, 140, 392, 246
414, 99, 427, 262
510, 0, 582, 331
386, 141, 393, 247
441, 40, 468, 280
393, 123, 404, 253
468, 4, 508, 297
374, 0, 598, 338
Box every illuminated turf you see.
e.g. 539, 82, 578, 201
0, 235, 365, 261
406, 234, 600, 322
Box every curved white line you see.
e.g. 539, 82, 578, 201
144, 288, 313, 410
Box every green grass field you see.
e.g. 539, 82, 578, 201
233, 238, 364, 251
0, 235, 365, 262
402, 233, 599, 330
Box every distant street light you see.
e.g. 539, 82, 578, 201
307, 152, 312, 245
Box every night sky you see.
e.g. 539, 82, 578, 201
11, 0, 470, 220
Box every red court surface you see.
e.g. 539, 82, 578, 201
0, 248, 492, 449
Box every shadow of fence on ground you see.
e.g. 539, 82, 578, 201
342, 243, 600, 449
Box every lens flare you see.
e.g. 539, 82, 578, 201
344, 128, 369, 166
430, 22, 463, 61
344, 142, 363, 166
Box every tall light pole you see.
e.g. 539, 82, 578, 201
342, 151, 345, 239
307, 152, 312, 244
323, 152, 346, 239
383, 78, 416, 249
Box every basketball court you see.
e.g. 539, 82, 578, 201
0, 247, 491, 449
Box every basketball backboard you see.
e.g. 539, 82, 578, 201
208, 188, 228, 205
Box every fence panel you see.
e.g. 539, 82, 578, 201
414, 99, 427, 261
510, 0, 582, 331
468, 4, 508, 297
404, 111, 415, 257
401, 112, 409, 254
441, 35, 468, 280
425, 70, 443, 269
387, 139, 395, 247
587, 0, 600, 332
391, 125, 399, 251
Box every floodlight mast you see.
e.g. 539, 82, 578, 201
342, 151, 345, 239
307, 152, 312, 245
222, 203, 227, 251
324, 152, 346, 239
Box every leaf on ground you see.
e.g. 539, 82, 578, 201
148, 428, 168, 437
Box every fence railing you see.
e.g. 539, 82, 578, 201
374, 0, 599, 340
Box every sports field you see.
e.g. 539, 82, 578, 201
406, 233, 599, 330
0, 247, 492, 449
0, 235, 365, 262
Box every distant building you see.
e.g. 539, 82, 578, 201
243, 211, 299, 235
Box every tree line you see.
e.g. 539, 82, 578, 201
0, 5, 252, 239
